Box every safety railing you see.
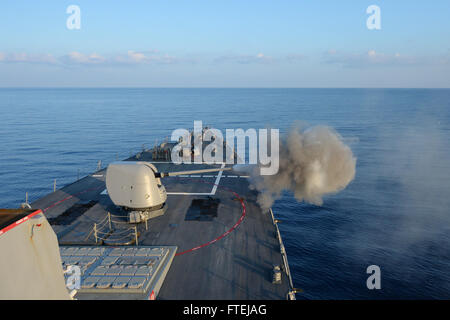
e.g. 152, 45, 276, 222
269, 208, 298, 300
86, 212, 139, 246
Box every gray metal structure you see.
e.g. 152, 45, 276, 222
28, 140, 295, 300
61, 245, 177, 300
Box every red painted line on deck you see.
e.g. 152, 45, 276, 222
39, 175, 246, 256
174, 179, 246, 256
42, 186, 103, 213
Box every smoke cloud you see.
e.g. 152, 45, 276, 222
237, 125, 356, 209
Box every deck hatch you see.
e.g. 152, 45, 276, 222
185, 197, 220, 221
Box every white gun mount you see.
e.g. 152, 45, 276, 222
105, 161, 231, 223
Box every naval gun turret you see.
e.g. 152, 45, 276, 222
106, 161, 230, 223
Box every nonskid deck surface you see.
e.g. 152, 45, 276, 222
31, 151, 291, 299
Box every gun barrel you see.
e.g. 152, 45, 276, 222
159, 167, 231, 178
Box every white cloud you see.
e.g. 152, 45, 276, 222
0, 50, 178, 67
117, 50, 177, 64
0, 50, 309, 67
215, 52, 308, 64
127, 50, 147, 63
323, 50, 424, 68
0, 52, 58, 64
215, 53, 274, 64
285, 53, 306, 63
61, 52, 107, 65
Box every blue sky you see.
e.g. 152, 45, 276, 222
1, 0, 449, 87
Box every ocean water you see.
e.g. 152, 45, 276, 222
1, 88, 449, 299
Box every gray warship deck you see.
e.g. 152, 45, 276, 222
31, 150, 292, 300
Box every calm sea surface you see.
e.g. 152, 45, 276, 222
1, 88, 449, 299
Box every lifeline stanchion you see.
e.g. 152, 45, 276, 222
108, 212, 112, 230
94, 223, 98, 243
134, 226, 138, 246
